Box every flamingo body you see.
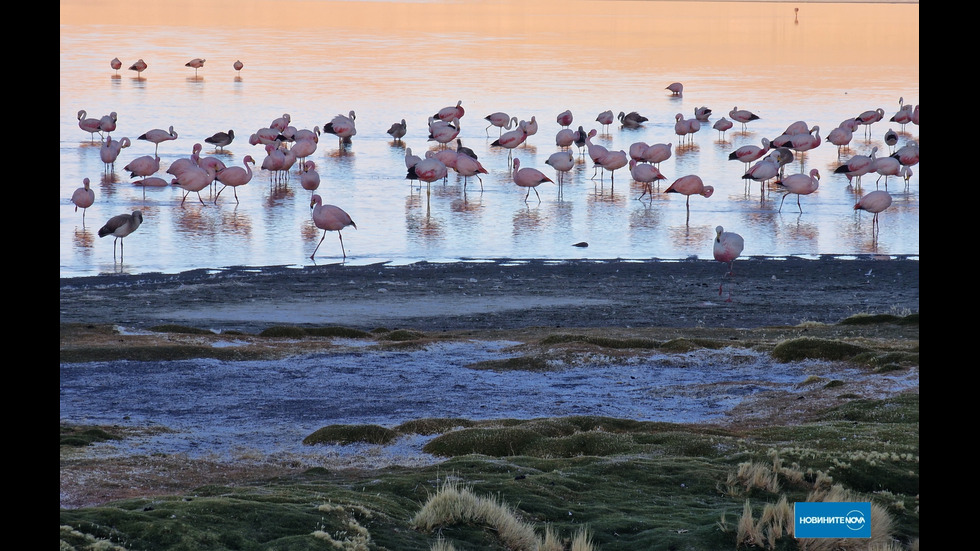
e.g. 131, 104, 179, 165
310, 194, 356, 260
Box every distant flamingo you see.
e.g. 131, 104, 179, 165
173, 163, 217, 205
775, 168, 820, 213
713, 225, 744, 301
674, 113, 700, 145
630, 159, 666, 199
729, 107, 760, 131
889, 97, 913, 131
205, 129, 235, 151
324, 111, 357, 146
233, 60, 244, 75
854, 190, 893, 234
215, 155, 255, 204
666, 82, 683, 96
664, 174, 714, 218
110, 57, 122, 74
124, 154, 161, 179
713, 117, 733, 140
300, 161, 321, 196
128, 58, 147, 77
185, 58, 205, 76
98, 210, 143, 260
77, 110, 103, 142
595, 110, 614, 133
545, 150, 575, 186
138, 125, 178, 155
556, 109, 573, 128
484, 112, 515, 136
387, 119, 407, 142
71, 178, 95, 223
694, 106, 712, 122
310, 194, 356, 260
512, 158, 554, 202
434, 100, 464, 123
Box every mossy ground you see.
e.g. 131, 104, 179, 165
61, 314, 918, 550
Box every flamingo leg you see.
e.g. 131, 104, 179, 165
311, 232, 326, 259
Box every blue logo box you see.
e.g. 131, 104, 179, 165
795, 502, 871, 538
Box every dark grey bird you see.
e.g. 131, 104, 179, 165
455, 139, 477, 159
205, 129, 235, 152
618, 111, 649, 128
98, 211, 143, 260
386, 119, 407, 142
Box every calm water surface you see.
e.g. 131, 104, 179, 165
60, 0, 919, 278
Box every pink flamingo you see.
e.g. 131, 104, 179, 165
98, 112, 117, 136
132, 176, 168, 199
713, 117, 733, 140
834, 146, 878, 188
728, 106, 760, 131
249, 127, 281, 147
545, 150, 575, 186
215, 155, 255, 204
166, 143, 204, 179
386, 119, 407, 142
556, 109, 573, 128
128, 58, 147, 77
300, 161, 321, 196
786, 125, 821, 157
290, 137, 318, 168
324, 111, 356, 146
891, 142, 919, 167
185, 58, 205, 76
99, 211, 143, 260
270, 114, 291, 133
674, 114, 700, 145
407, 155, 448, 194
741, 152, 781, 195
521, 116, 539, 143
872, 155, 902, 188
234, 60, 244, 75
628, 141, 650, 162
77, 110, 103, 142
854, 107, 885, 138
854, 190, 893, 235
664, 174, 714, 218
776, 168, 820, 212
100, 136, 131, 171
782, 120, 810, 136
454, 152, 489, 190
428, 117, 461, 147
910, 104, 919, 126
124, 154, 161, 179
595, 110, 614, 133
434, 100, 464, 123
556, 128, 577, 149
110, 57, 122, 74
71, 178, 96, 223
484, 112, 515, 136
825, 124, 854, 156
310, 194, 356, 260
491, 123, 528, 165
630, 159, 666, 199
173, 163, 217, 205
728, 137, 771, 173
713, 225, 744, 301
595, 149, 629, 183
512, 158, 554, 202
889, 97, 913, 131
642, 142, 672, 168
666, 82, 683, 96
585, 128, 609, 179
138, 125, 178, 155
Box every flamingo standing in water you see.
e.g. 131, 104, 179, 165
300, 161, 321, 197
825, 124, 854, 156
512, 158, 553, 202
664, 174, 714, 219
205, 129, 235, 152
110, 57, 122, 74
713, 225, 744, 302
77, 110, 103, 142
484, 112, 515, 136
214, 155, 255, 204
666, 82, 683, 96
234, 60, 244, 75
124, 154, 161, 179
386, 119, 407, 142
834, 146, 878, 188
100, 136, 131, 171
454, 152, 489, 190
173, 163, 217, 205
98, 211, 143, 260
71, 178, 96, 223
618, 111, 648, 128
98, 112, 117, 137
428, 117, 461, 147
775, 168, 820, 213
138, 125, 178, 155
407, 154, 448, 194
630, 159, 666, 199
185, 58, 205, 76
556, 109, 573, 128
310, 194, 356, 260
128, 58, 147, 77
585, 128, 609, 179
166, 143, 203, 179
324, 111, 356, 146
642, 142, 672, 168
854, 107, 884, 138
595, 149, 629, 183
889, 97, 913, 131
434, 100, 464, 123
694, 106, 712, 122
491, 123, 528, 165
729, 107, 760, 131
713, 117, 733, 140
545, 150, 575, 186
595, 110, 614, 133
854, 190, 893, 235
728, 137, 771, 173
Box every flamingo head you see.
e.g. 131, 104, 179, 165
701, 186, 715, 198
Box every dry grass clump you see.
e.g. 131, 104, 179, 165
312, 501, 375, 551
412, 476, 596, 551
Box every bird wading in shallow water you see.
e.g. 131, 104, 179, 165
99, 211, 143, 260
71, 178, 96, 224
713, 225, 744, 302
310, 194, 356, 260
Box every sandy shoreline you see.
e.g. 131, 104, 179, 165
60, 256, 919, 334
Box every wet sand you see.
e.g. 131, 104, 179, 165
60, 257, 919, 333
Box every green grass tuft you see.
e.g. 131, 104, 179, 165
303, 424, 399, 445
149, 324, 216, 335
770, 337, 871, 362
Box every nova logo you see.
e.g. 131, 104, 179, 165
794, 502, 871, 539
